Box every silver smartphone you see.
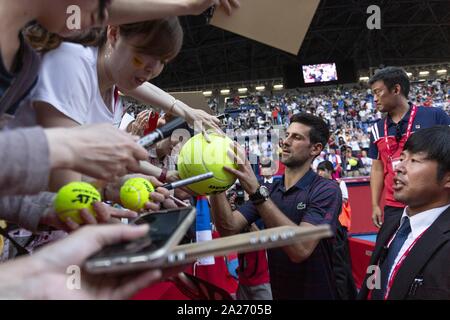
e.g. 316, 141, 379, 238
84, 207, 196, 274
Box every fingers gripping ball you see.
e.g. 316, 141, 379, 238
54, 182, 101, 224
177, 133, 238, 195
120, 178, 155, 211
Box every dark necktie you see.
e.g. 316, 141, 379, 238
372, 217, 411, 300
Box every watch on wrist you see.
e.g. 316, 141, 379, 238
249, 185, 270, 205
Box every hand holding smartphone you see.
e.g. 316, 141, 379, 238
85, 207, 196, 273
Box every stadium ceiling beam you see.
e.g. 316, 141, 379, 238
153, 0, 450, 90
426, 1, 449, 44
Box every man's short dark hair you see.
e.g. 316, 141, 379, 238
317, 160, 334, 173
290, 113, 330, 148
404, 126, 450, 181
368, 66, 410, 98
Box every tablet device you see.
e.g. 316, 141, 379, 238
85, 207, 195, 273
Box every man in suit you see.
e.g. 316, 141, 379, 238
359, 126, 450, 300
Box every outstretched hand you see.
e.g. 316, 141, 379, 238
29, 224, 163, 299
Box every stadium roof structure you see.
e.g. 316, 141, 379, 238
153, 0, 450, 91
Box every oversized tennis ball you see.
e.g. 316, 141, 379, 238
349, 158, 358, 167
120, 178, 154, 211
54, 182, 101, 224
177, 133, 238, 195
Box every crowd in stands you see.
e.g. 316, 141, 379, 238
120, 78, 449, 205
218, 80, 449, 178
123, 79, 449, 179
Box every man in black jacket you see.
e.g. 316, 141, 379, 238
359, 126, 450, 300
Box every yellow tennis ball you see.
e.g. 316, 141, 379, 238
349, 158, 358, 167
125, 178, 155, 195
177, 133, 238, 195
120, 178, 154, 211
54, 182, 101, 224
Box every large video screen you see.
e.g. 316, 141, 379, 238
302, 63, 338, 83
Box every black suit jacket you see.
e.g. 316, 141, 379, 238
358, 206, 450, 300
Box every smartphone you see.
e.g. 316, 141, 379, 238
84, 207, 196, 274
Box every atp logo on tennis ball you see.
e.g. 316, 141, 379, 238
54, 182, 101, 224
120, 178, 155, 211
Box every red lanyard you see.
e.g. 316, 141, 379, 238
383, 227, 427, 300
384, 105, 417, 159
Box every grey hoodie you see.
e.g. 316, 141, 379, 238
0, 34, 53, 231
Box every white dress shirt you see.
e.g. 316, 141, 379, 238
388, 203, 450, 281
